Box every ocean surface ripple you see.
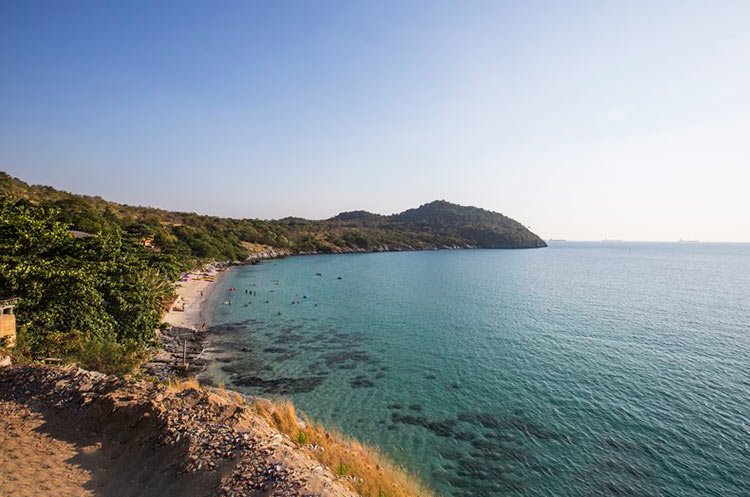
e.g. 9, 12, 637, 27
204, 242, 750, 497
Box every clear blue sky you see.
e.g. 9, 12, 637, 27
2, 1, 749, 241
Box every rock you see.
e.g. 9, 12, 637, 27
0, 365, 359, 497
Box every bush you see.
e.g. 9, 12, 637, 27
72, 336, 145, 376
0, 198, 174, 373
6, 326, 32, 364
295, 431, 308, 445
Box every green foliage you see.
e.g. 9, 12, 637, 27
0, 173, 546, 264
46, 196, 112, 233
7, 326, 33, 364
0, 198, 176, 371
336, 462, 351, 476
296, 431, 308, 445
72, 336, 145, 376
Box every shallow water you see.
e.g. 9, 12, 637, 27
204, 243, 750, 497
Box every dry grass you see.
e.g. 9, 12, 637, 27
216, 383, 245, 406
229, 390, 244, 406
166, 377, 201, 392
163, 378, 437, 497
252, 398, 438, 497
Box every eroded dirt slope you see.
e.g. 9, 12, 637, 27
0, 366, 357, 497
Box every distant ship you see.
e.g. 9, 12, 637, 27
679, 239, 700, 243
602, 239, 622, 242
549, 239, 567, 242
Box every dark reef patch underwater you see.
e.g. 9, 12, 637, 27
202, 245, 750, 497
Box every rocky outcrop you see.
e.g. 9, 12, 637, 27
247, 248, 292, 264
142, 326, 210, 380
0, 365, 358, 497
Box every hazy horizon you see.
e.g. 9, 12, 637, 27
6, 169, 749, 243
2, 1, 749, 242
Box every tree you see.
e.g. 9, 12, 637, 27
0, 198, 175, 365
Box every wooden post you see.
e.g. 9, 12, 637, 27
183, 338, 187, 366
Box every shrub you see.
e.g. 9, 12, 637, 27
0, 198, 175, 373
295, 431, 308, 445
72, 336, 145, 376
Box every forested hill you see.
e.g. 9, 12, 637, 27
0, 171, 543, 369
329, 200, 546, 249
0, 172, 546, 262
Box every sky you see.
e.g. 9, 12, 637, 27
1, 1, 749, 241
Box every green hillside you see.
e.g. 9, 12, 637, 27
0, 171, 544, 373
0, 172, 545, 262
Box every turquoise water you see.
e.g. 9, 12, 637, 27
203, 243, 750, 497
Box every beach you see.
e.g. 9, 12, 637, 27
142, 264, 230, 379
165, 265, 226, 331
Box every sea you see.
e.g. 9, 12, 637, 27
202, 242, 750, 497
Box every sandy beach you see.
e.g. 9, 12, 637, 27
164, 265, 226, 331
142, 264, 233, 380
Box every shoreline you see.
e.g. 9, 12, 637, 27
148, 245, 543, 380
144, 263, 233, 380
164, 263, 230, 331
153, 246, 528, 380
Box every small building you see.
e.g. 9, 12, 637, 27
69, 230, 95, 239
0, 298, 18, 348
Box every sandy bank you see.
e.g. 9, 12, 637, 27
165, 264, 229, 331
145, 264, 233, 379
0, 365, 357, 497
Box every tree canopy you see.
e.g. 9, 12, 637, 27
0, 198, 179, 373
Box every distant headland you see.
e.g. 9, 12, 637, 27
0, 172, 546, 257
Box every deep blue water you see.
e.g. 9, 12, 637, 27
203, 243, 750, 497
